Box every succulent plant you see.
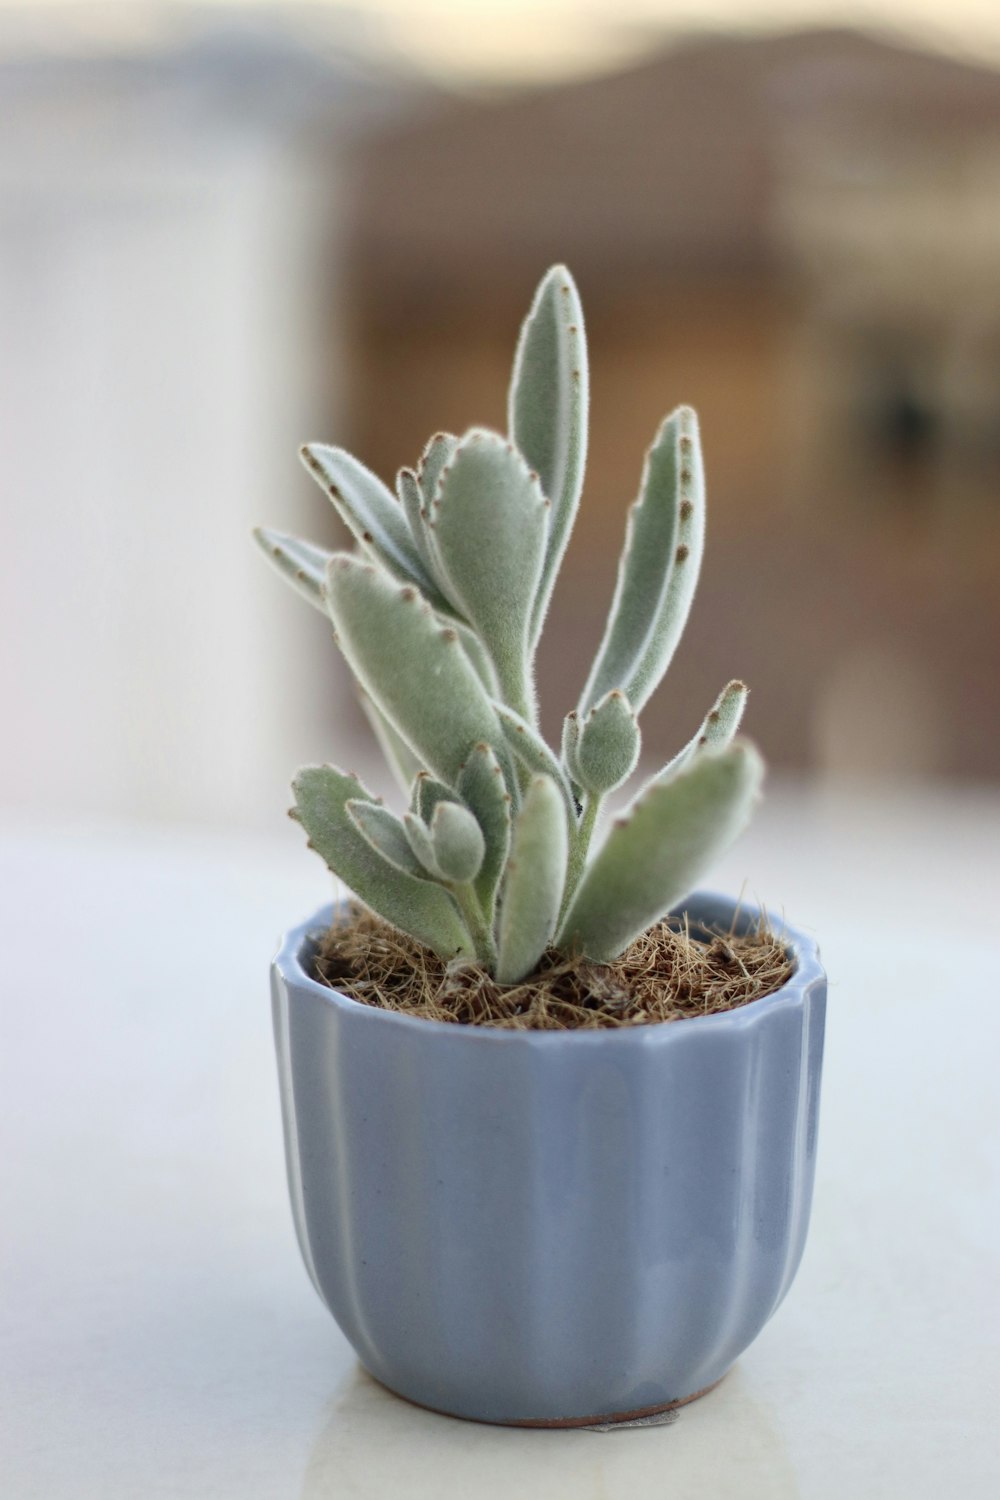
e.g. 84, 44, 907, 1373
255, 265, 763, 983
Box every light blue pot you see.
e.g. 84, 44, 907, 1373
271, 892, 826, 1427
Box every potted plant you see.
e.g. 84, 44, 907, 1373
256, 266, 826, 1427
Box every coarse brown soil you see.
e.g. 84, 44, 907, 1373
312, 904, 793, 1031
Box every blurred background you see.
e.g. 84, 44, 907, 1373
3, 0, 1000, 831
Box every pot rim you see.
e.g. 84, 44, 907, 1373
273, 891, 823, 1046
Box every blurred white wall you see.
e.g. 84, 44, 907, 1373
0, 28, 408, 829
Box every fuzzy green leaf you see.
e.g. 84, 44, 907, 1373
402, 811, 443, 878
401, 810, 440, 876
662, 680, 749, 779
457, 742, 512, 918
302, 442, 451, 611
399, 471, 495, 702
410, 772, 456, 823
427, 429, 549, 717
496, 775, 569, 984
494, 701, 576, 826
573, 690, 641, 795
358, 689, 423, 794
253, 526, 332, 611
561, 711, 580, 771
558, 741, 763, 963
417, 431, 459, 505
454, 622, 501, 696
324, 555, 508, 789
580, 406, 704, 714
346, 799, 429, 878
396, 466, 439, 580
291, 765, 472, 959
430, 800, 486, 884
509, 265, 589, 648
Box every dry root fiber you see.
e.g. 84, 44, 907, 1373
313, 904, 793, 1031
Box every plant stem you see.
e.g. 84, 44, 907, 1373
452, 882, 498, 969
497, 656, 538, 731
560, 792, 602, 922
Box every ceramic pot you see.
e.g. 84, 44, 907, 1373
271, 891, 826, 1426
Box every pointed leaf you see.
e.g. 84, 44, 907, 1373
574, 690, 641, 796
291, 765, 472, 959
301, 442, 451, 612
561, 711, 580, 765
496, 775, 569, 984
253, 526, 331, 612
509, 265, 589, 647
346, 799, 430, 879
561, 710, 583, 795
324, 555, 509, 788
457, 742, 512, 918
403, 811, 443, 879
430, 801, 485, 884
558, 741, 763, 963
416, 431, 458, 505
396, 466, 439, 579
661, 680, 749, 780
580, 406, 704, 714
427, 429, 549, 715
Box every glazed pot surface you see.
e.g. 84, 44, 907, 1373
271, 892, 826, 1425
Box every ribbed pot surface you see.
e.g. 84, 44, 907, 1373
271, 892, 826, 1425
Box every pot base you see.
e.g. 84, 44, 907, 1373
368, 1370, 727, 1429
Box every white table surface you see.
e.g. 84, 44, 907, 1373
2, 780, 999, 1498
